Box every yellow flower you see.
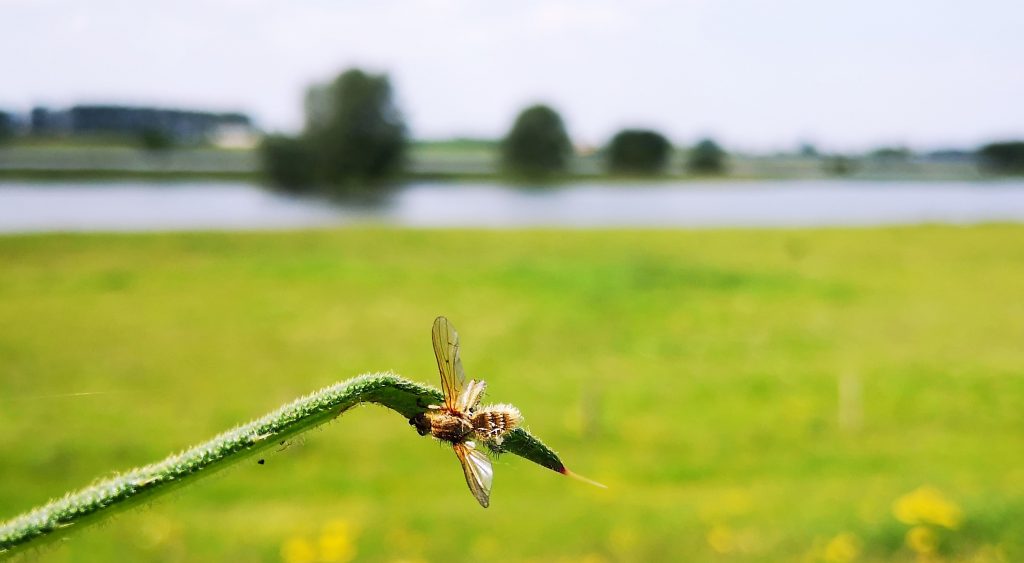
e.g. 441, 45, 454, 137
281, 519, 357, 563
824, 532, 861, 563
906, 526, 938, 555
319, 519, 357, 563
892, 486, 963, 529
281, 536, 317, 563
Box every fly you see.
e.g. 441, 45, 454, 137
410, 316, 522, 507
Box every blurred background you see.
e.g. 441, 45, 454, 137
2, 1, 1023, 561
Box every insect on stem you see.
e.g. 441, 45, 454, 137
0, 318, 603, 553
413, 316, 604, 507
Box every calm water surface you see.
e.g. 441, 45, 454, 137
2, 180, 1024, 232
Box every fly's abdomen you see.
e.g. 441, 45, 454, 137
471, 404, 522, 444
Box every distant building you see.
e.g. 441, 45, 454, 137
31, 107, 72, 134
28, 104, 259, 146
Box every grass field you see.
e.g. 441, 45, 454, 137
1, 227, 1022, 562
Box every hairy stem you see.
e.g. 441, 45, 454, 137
0, 372, 567, 555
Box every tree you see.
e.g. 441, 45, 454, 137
261, 68, 408, 193
501, 104, 572, 178
686, 138, 727, 175
978, 141, 1024, 174
798, 142, 818, 157
606, 129, 671, 175
305, 69, 407, 187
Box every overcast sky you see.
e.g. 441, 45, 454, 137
3, 0, 1023, 152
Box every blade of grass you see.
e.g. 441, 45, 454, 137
0, 372, 571, 556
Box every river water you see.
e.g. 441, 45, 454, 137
2, 180, 1024, 232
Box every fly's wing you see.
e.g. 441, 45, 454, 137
456, 379, 487, 412
432, 316, 466, 409
453, 441, 493, 508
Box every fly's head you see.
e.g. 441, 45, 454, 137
409, 413, 431, 437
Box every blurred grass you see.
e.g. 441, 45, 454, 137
0, 226, 1022, 562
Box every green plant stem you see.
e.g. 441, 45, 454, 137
0, 372, 567, 555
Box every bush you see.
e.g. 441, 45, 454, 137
606, 129, 671, 175
501, 105, 572, 178
978, 141, 1024, 174
260, 135, 317, 191
686, 138, 727, 175
822, 155, 858, 176
869, 146, 912, 161
138, 128, 174, 151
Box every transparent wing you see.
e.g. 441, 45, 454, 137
456, 379, 487, 412
453, 441, 493, 508
432, 316, 466, 409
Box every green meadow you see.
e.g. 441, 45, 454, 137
1, 226, 1022, 562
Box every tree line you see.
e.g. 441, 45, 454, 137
260, 68, 727, 193
250, 67, 1024, 192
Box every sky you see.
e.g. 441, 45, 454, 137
2, 0, 1023, 152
